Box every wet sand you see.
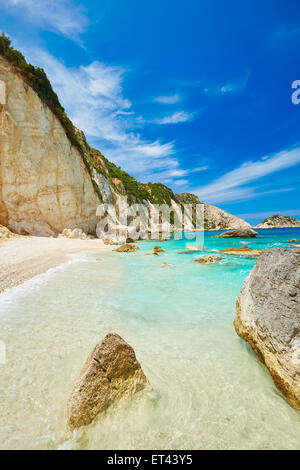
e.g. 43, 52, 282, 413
0, 236, 111, 293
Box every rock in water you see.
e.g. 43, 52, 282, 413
113, 244, 139, 252
194, 255, 221, 264
67, 333, 150, 430
215, 228, 258, 238
153, 245, 164, 254
219, 246, 262, 258
234, 248, 300, 411
178, 245, 206, 254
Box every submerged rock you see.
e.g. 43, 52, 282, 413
113, 244, 139, 252
219, 246, 262, 258
194, 255, 221, 264
153, 245, 164, 254
234, 248, 300, 411
215, 228, 258, 239
67, 333, 150, 430
178, 244, 206, 254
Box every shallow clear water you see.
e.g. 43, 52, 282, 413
0, 229, 300, 449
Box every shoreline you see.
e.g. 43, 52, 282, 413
0, 236, 112, 294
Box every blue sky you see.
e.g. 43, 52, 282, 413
1, 0, 300, 224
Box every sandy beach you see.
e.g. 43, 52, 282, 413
0, 236, 111, 293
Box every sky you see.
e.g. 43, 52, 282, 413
1, 0, 300, 225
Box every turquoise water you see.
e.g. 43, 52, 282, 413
0, 229, 300, 449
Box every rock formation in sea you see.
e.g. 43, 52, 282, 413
153, 245, 164, 254
194, 255, 221, 264
113, 244, 139, 252
178, 244, 206, 254
234, 248, 300, 411
67, 333, 150, 430
0, 37, 251, 240
255, 214, 300, 229
214, 228, 258, 238
219, 246, 262, 257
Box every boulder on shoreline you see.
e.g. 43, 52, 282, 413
113, 244, 139, 252
219, 246, 262, 258
67, 333, 150, 430
0, 224, 18, 241
194, 255, 221, 264
59, 228, 94, 240
234, 248, 300, 411
215, 228, 258, 239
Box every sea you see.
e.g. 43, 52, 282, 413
0, 228, 300, 449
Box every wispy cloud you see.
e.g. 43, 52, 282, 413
194, 146, 300, 204
154, 110, 196, 125
155, 93, 181, 104
22, 47, 189, 182
0, 0, 89, 40
204, 71, 249, 96
173, 179, 189, 186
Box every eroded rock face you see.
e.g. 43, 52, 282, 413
215, 228, 258, 238
234, 248, 300, 411
219, 246, 262, 258
67, 333, 150, 430
0, 56, 99, 236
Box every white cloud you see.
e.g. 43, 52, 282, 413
204, 71, 249, 96
155, 94, 181, 104
1, 0, 88, 40
155, 110, 196, 125
194, 146, 300, 204
191, 166, 209, 173
22, 47, 187, 182
173, 179, 189, 186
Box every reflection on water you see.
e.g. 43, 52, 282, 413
0, 229, 300, 449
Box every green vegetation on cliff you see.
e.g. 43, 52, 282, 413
0, 33, 180, 206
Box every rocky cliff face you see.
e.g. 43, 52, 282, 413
234, 248, 300, 411
0, 42, 250, 239
176, 193, 251, 231
0, 55, 99, 236
255, 214, 300, 229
